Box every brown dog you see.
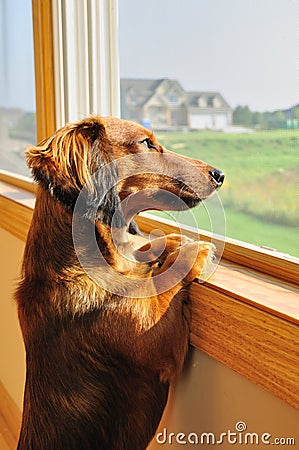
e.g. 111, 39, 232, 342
16, 116, 224, 449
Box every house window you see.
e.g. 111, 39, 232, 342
128, 89, 138, 105
168, 92, 179, 104
0, 0, 36, 177
119, 0, 299, 258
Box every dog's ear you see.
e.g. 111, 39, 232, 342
83, 132, 126, 227
26, 118, 126, 227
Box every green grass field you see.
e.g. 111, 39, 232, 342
155, 129, 299, 257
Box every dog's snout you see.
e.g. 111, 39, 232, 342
209, 168, 225, 187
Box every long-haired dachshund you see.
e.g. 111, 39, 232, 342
16, 116, 224, 450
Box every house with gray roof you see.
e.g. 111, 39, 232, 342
120, 78, 232, 130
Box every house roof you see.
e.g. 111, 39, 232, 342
120, 78, 232, 112
120, 78, 188, 107
186, 91, 231, 110
120, 78, 165, 108
281, 103, 299, 114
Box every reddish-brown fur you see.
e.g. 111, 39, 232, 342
16, 116, 223, 449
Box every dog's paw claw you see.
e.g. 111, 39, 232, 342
198, 242, 217, 281
183, 241, 217, 283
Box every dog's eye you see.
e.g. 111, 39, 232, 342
140, 138, 158, 151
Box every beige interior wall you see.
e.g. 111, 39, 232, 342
0, 228, 25, 409
149, 348, 298, 449
0, 228, 298, 448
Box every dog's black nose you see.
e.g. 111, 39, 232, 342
209, 168, 225, 187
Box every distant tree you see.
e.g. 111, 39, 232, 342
263, 111, 273, 129
233, 105, 253, 126
273, 110, 285, 129
233, 105, 296, 129
251, 111, 264, 128
292, 107, 299, 120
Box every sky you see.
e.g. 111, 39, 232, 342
119, 0, 299, 111
0, 0, 298, 113
0, 0, 35, 111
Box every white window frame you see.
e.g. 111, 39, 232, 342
52, 0, 120, 127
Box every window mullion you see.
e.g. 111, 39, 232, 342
52, 0, 120, 128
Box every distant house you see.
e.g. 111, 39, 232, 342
280, 103, 299, 128
186, 91, 232, 130
281, 103, 299, 120
120, 78, 232, 130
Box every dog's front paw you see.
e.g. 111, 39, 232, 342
134, 233, 192, 264
183, 241, 216, 283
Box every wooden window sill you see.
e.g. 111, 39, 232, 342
0, 170, 298, 409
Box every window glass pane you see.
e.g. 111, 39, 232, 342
0, 0, 36, 176
119, 0, 299, 258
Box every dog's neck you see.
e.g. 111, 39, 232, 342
23, 186, 77, 280
32, 168, 78, 211
24, 186, 142, 279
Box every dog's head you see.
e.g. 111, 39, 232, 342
26, 116, 224, 228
